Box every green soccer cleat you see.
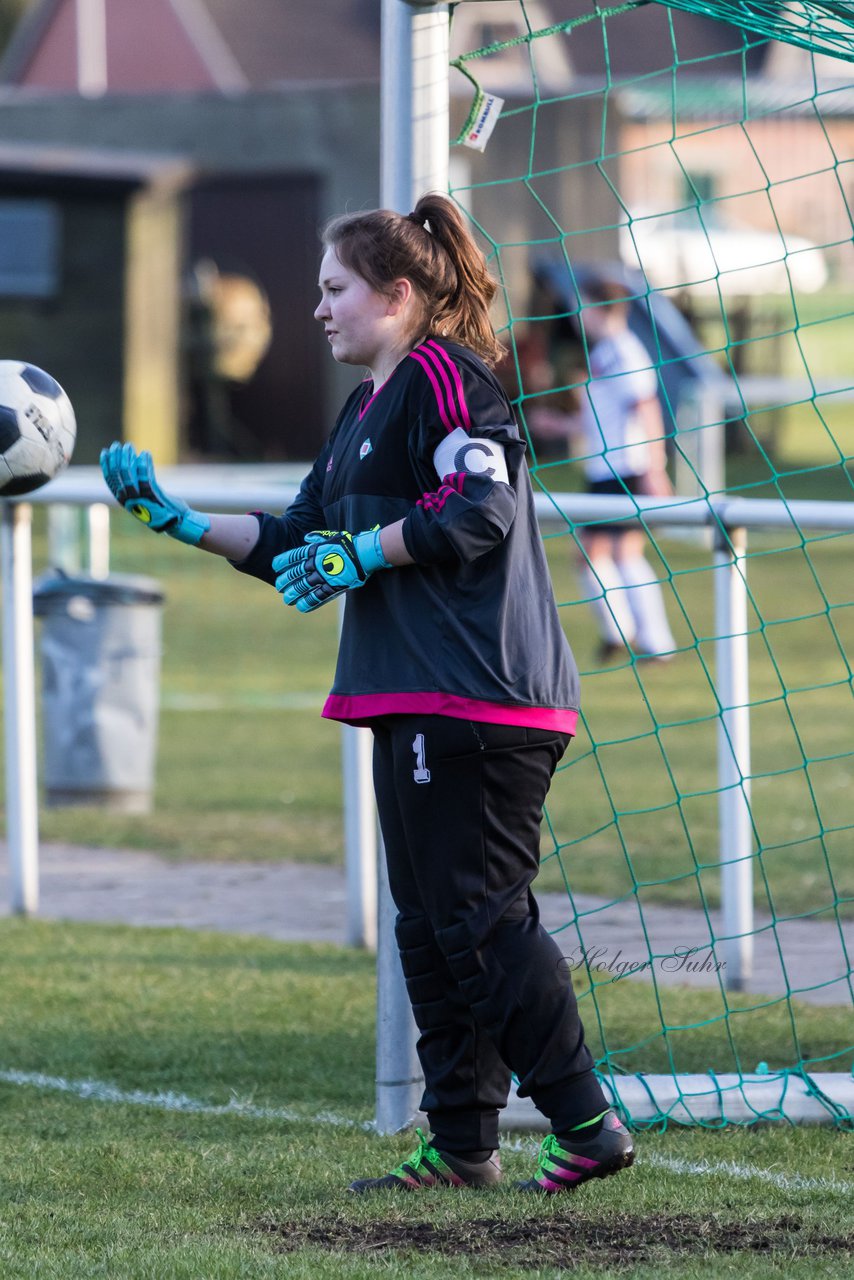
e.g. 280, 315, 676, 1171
348, 1127, 502, 1193
518, 1110, 634, 1193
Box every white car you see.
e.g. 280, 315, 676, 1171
621, 209, 828, 296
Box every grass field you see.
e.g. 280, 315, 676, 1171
0, 918, 851, 1279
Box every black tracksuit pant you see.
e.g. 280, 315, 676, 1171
372, 714, 607, 1153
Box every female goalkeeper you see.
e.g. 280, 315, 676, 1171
101, 192, 634, 1195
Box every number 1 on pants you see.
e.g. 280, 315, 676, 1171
412, 733, 431, 784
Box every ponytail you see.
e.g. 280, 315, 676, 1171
322, 193, 504, 367
408, 194, 504, 366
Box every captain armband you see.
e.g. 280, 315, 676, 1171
432, 426, 510, 486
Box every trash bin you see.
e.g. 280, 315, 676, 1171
33, 571, 165, 812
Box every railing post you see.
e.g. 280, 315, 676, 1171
47, 504, 82, 572
87, 502, 110, 578
1, 502, 39, 915
375, 830, 423, 1134
342, 721, 378, 950
337, 594, 378, 950
713, 523, 754, 989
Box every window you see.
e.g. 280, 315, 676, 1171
0, 199, 61, 298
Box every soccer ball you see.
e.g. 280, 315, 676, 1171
0, 361, 76, 496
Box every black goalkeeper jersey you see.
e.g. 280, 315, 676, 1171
232, 337, 580, 732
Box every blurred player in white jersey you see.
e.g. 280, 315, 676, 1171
531, 278, 676, 663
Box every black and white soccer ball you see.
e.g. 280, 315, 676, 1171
0, 360, 76, 496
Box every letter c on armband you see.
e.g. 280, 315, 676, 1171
432, 426, 510, 485
454, 440, 497, 477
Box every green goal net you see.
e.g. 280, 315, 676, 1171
449, 0, 854, 1126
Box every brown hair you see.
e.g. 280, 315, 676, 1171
321, 192, 504, 367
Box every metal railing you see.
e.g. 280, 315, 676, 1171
7, 470, 854, 945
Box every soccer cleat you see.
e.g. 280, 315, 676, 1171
517, 1110, 634, 1193
348, 1127, 502, 1193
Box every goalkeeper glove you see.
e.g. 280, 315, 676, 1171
273, 528, 392, 613
100, 441, 211, 546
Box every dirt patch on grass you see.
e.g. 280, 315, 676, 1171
256, 1212, 853, 1268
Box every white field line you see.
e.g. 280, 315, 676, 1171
2, 1068, 851, 1197
638, 1150, 854, 1196
0, 1068, 370, 1129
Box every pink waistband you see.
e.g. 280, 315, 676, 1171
322, 691, 578, 734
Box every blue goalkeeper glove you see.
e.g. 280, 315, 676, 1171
100, 441, 210, 546
273, 528, 391, 613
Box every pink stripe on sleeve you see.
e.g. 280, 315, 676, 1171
409, 350, 456, 434
426, 340, 473, 432
419, 342, 466, 433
